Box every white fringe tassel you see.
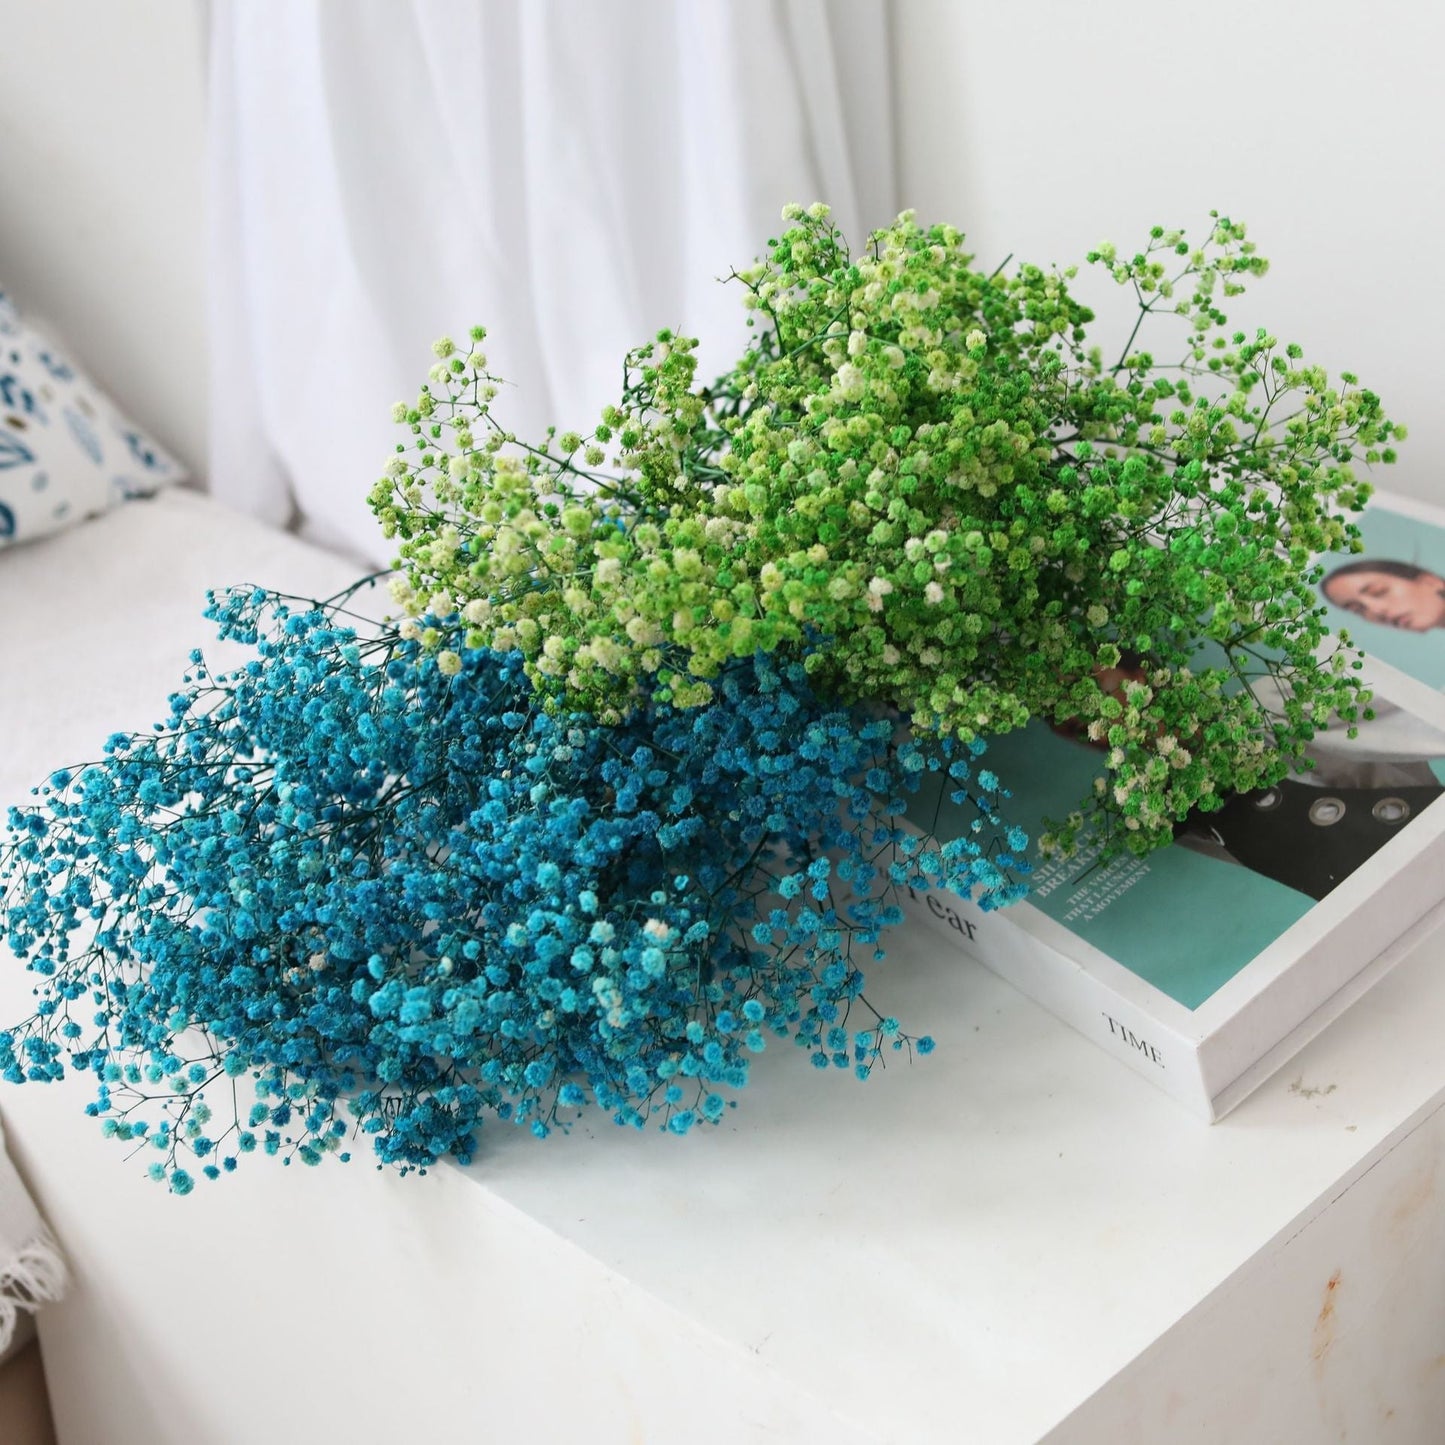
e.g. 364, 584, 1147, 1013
0, 1222, 68, 1355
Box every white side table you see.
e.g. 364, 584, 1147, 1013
6, 920, 1441, 1445
5, 496, 1443, 1444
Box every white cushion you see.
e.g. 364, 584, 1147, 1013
0, 288, 185, 548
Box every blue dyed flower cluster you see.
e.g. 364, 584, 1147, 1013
0, 581, 1026, 1190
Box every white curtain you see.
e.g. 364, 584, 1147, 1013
207, 0, 897, 564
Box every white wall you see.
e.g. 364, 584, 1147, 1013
0, 0, 209, 476
894, 0, 1445, 508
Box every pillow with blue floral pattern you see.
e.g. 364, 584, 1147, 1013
0, 287, 186, 549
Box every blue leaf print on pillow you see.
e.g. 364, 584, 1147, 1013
0, 501, 14, 537
36, 349, 74, 382
64, 408, 102, 464
0, 433, 34, 470
124, 429, 167, 472
0, 374, 41, 416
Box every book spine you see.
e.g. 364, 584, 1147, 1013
901, 885, 1217, 1119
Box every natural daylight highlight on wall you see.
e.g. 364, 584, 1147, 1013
893, 0, 1445, 510
0, 0, 208, 478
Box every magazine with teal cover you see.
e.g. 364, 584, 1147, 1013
914, 716, 1445, 1011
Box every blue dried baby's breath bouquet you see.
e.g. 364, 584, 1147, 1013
0, 578, 1021, 1191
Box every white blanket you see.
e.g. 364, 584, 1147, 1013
0, 488, 366, 807
0, 1114, 64, 1355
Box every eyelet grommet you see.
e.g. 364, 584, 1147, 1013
1372, 796, 1411, 825
1252, 787, 1283, 811
1308, 796, 1346, 827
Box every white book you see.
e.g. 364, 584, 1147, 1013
903, 486, 1445, 1119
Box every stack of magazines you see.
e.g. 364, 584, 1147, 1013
906, 489, 1445, 1118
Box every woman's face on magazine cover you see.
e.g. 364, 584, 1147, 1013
1323, 566, 1445, 631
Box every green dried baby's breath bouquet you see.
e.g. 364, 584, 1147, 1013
371, 205, 1400, 854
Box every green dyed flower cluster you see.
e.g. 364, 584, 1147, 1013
371, 206, 1400, 854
